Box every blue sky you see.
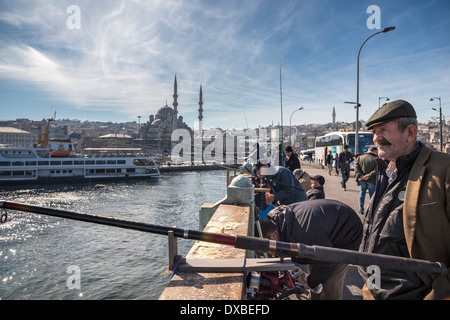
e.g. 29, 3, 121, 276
0, 0, 449, 130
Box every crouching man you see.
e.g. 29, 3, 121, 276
259, 199, 362, 300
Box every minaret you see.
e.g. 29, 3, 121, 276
332, 106, 336, 124
198, 84, 203, 124
172, 75, 178, 131
198, 84, 204, 136
193, 85, 204, 164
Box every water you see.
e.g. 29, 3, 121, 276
0, 170, 228, 300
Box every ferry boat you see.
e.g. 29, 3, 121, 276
0, 143, 160, 185
0, 115, 160, 184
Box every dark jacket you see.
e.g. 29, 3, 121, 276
359, 143, 429, 299
325, 153, 333, 165
284, 153, 301, 172
306, 187, 325, 200
339, 151, 353, 173
269, 199, 362, 288
268, 167, 308, 205
355, 151, 377, 184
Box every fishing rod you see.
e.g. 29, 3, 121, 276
266, 178, 305, 192
0, 200, 447, 277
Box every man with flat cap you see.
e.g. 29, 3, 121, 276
359, 99, 450, 300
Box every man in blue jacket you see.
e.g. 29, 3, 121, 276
254, 162, 308, 206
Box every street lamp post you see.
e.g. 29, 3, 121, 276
344, 101, 358, 133
379, 97, 390, 108
354, 26, 396, 156
430, 97, 443, 152
289, 107, 304, 147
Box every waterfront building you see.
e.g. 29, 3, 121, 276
0, 127, 35, 147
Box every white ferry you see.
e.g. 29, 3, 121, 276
0, 141, 160, 185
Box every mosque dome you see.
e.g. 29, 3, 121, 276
156, 104, 173, 116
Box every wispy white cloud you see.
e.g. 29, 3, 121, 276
0, 0, 449, 128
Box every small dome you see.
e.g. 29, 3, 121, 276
151, 118, 163, 126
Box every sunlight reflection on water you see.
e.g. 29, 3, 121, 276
0, 170, 227, 299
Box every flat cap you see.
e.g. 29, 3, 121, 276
310, 175, 325, 185
365, 100, 417, 129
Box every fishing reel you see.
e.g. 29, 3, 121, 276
246, 267, 307, 300
0, 208, 7, 224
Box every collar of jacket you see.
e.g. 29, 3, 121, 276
403, 142, 431, 251
394, 141, 423, 174
402, 143, 437, 294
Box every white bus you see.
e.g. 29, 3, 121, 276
314, 131, 374, 167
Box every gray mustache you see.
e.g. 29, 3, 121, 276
379, 139, 392, 146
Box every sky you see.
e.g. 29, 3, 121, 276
0, 0, 449, 130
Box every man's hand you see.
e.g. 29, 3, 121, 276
296, 271, 311, 290
360, 174, 369, 181
265, 193, 275, 205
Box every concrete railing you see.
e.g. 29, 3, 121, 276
159, 175, 255, 300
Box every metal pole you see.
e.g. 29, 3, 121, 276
279, 50, 284, 166
378, 97, 389, 108
356, 27, 395, 155
0, 200, 236, 246
431, 97, 443, 152
1, 200, 446, 277
439, 98, 443, 152
289, 107, 303, 147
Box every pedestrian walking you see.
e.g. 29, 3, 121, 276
354, 147, 378, 214
284, 146, 301, 172
338, 145, 353, 191
333, 153, 340, 175
325, 150, 333, 175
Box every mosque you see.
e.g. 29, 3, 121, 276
139, 75, 203, 152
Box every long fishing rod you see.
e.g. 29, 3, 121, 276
0, 200, 446, 277
266, 178, 305, 192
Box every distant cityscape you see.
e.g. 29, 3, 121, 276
1, 114, 448, 157
2, 75, 447, 158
